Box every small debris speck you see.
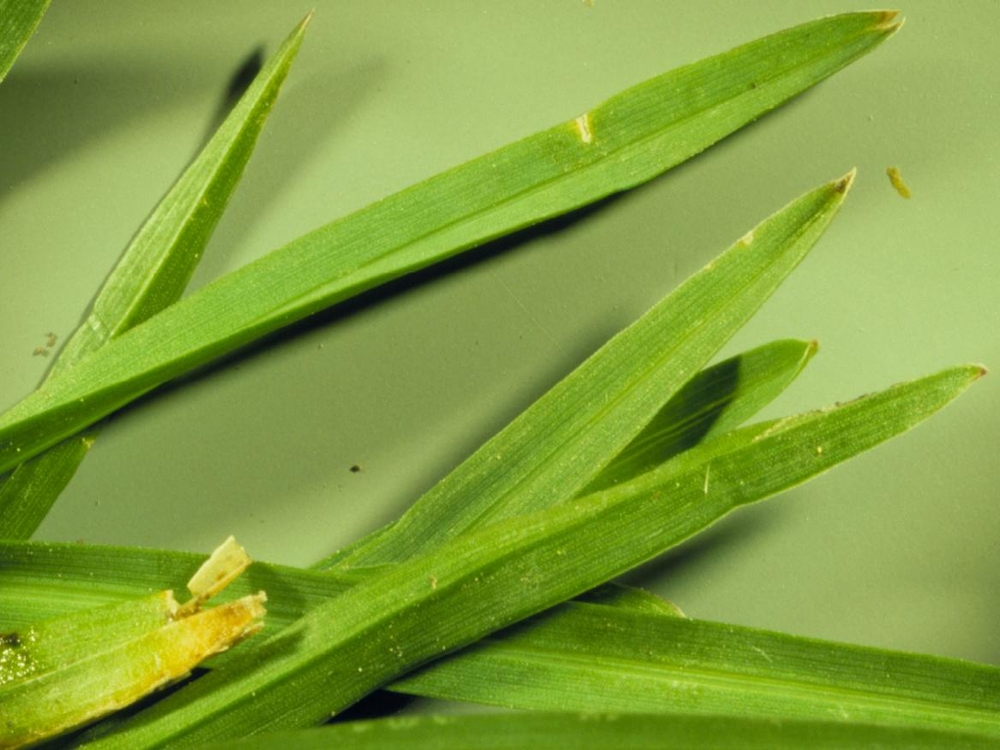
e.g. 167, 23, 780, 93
886, 166, 912, 199
350, 464, 362, 473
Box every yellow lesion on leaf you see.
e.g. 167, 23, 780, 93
573, 112, 594, 145
0, 537, 265, 749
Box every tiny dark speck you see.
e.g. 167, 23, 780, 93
1, 632, 21, 648
350, 464, 362, 473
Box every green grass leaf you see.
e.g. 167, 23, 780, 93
393, 600, 1000, 737
333, 178, 849, 569
585, 338, 816, 493
201, 713, 1000, 750
75, 364, 980, 746
313, 338, 816, 572
0, 15, 310, 539
0, 0, 50, 84
0, 11, 899, 477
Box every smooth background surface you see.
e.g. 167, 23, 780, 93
1, 0, 997, 685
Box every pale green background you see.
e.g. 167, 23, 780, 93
1, 0, 997, 695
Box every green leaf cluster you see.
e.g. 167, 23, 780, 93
0, 7, 994, 750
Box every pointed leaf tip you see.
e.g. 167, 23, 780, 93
876, 10, 904, 33
835, 168, 857, 195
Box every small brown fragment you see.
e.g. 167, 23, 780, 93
886, 166, 912, 199
45, 332, 58, 348
32, 347, 49, 357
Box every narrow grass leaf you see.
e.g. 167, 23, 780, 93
79, 365, 980, 746
0, 0, 50, 84
203, 713, 1000, 750
312, 338, 816, 572
0, 12, 900, 475
585, 338, 816, 493
334, 177, 851, 569
393, 600, 1000, 737
0, 15, 309, 539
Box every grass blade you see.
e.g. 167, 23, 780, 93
585, 338, 816, 493
0, 12, 900, 475
393, 600, 1000, 737
0, 0, 50, 84
311, 338, 816, 572
333, 177, 850, 569
78, 365, 979, 746
203, 713, 1000, 750
0, 15, 310, 538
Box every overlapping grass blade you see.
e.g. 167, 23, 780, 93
0, 0, 50, 84
393, 600, 1000, 737
313, 338, 816, 572
332, 178, 849, 569
205, 713, 999, 750
0, 15, 309, 539
4, 528, 997, 742
0, 12, 900, 475
584, 338, 816, 493
77, 364, 980, 746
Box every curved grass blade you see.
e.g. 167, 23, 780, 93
333, 177, 851, 569
0, 14, 310, 539
0, 0, 50, 84
204, 713, 1000, 750
392, 600, 1000, 738
0, 12, 901, 476
78, 365, 980, 746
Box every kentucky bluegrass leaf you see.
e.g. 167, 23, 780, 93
0, 0, 49, 84
334, 178, 849, 570
0, 15, 310, 539
76, 358, 981, 743
392, 601, 1000, 737
204, 713, 1000, 750
0, 12, 900, 476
